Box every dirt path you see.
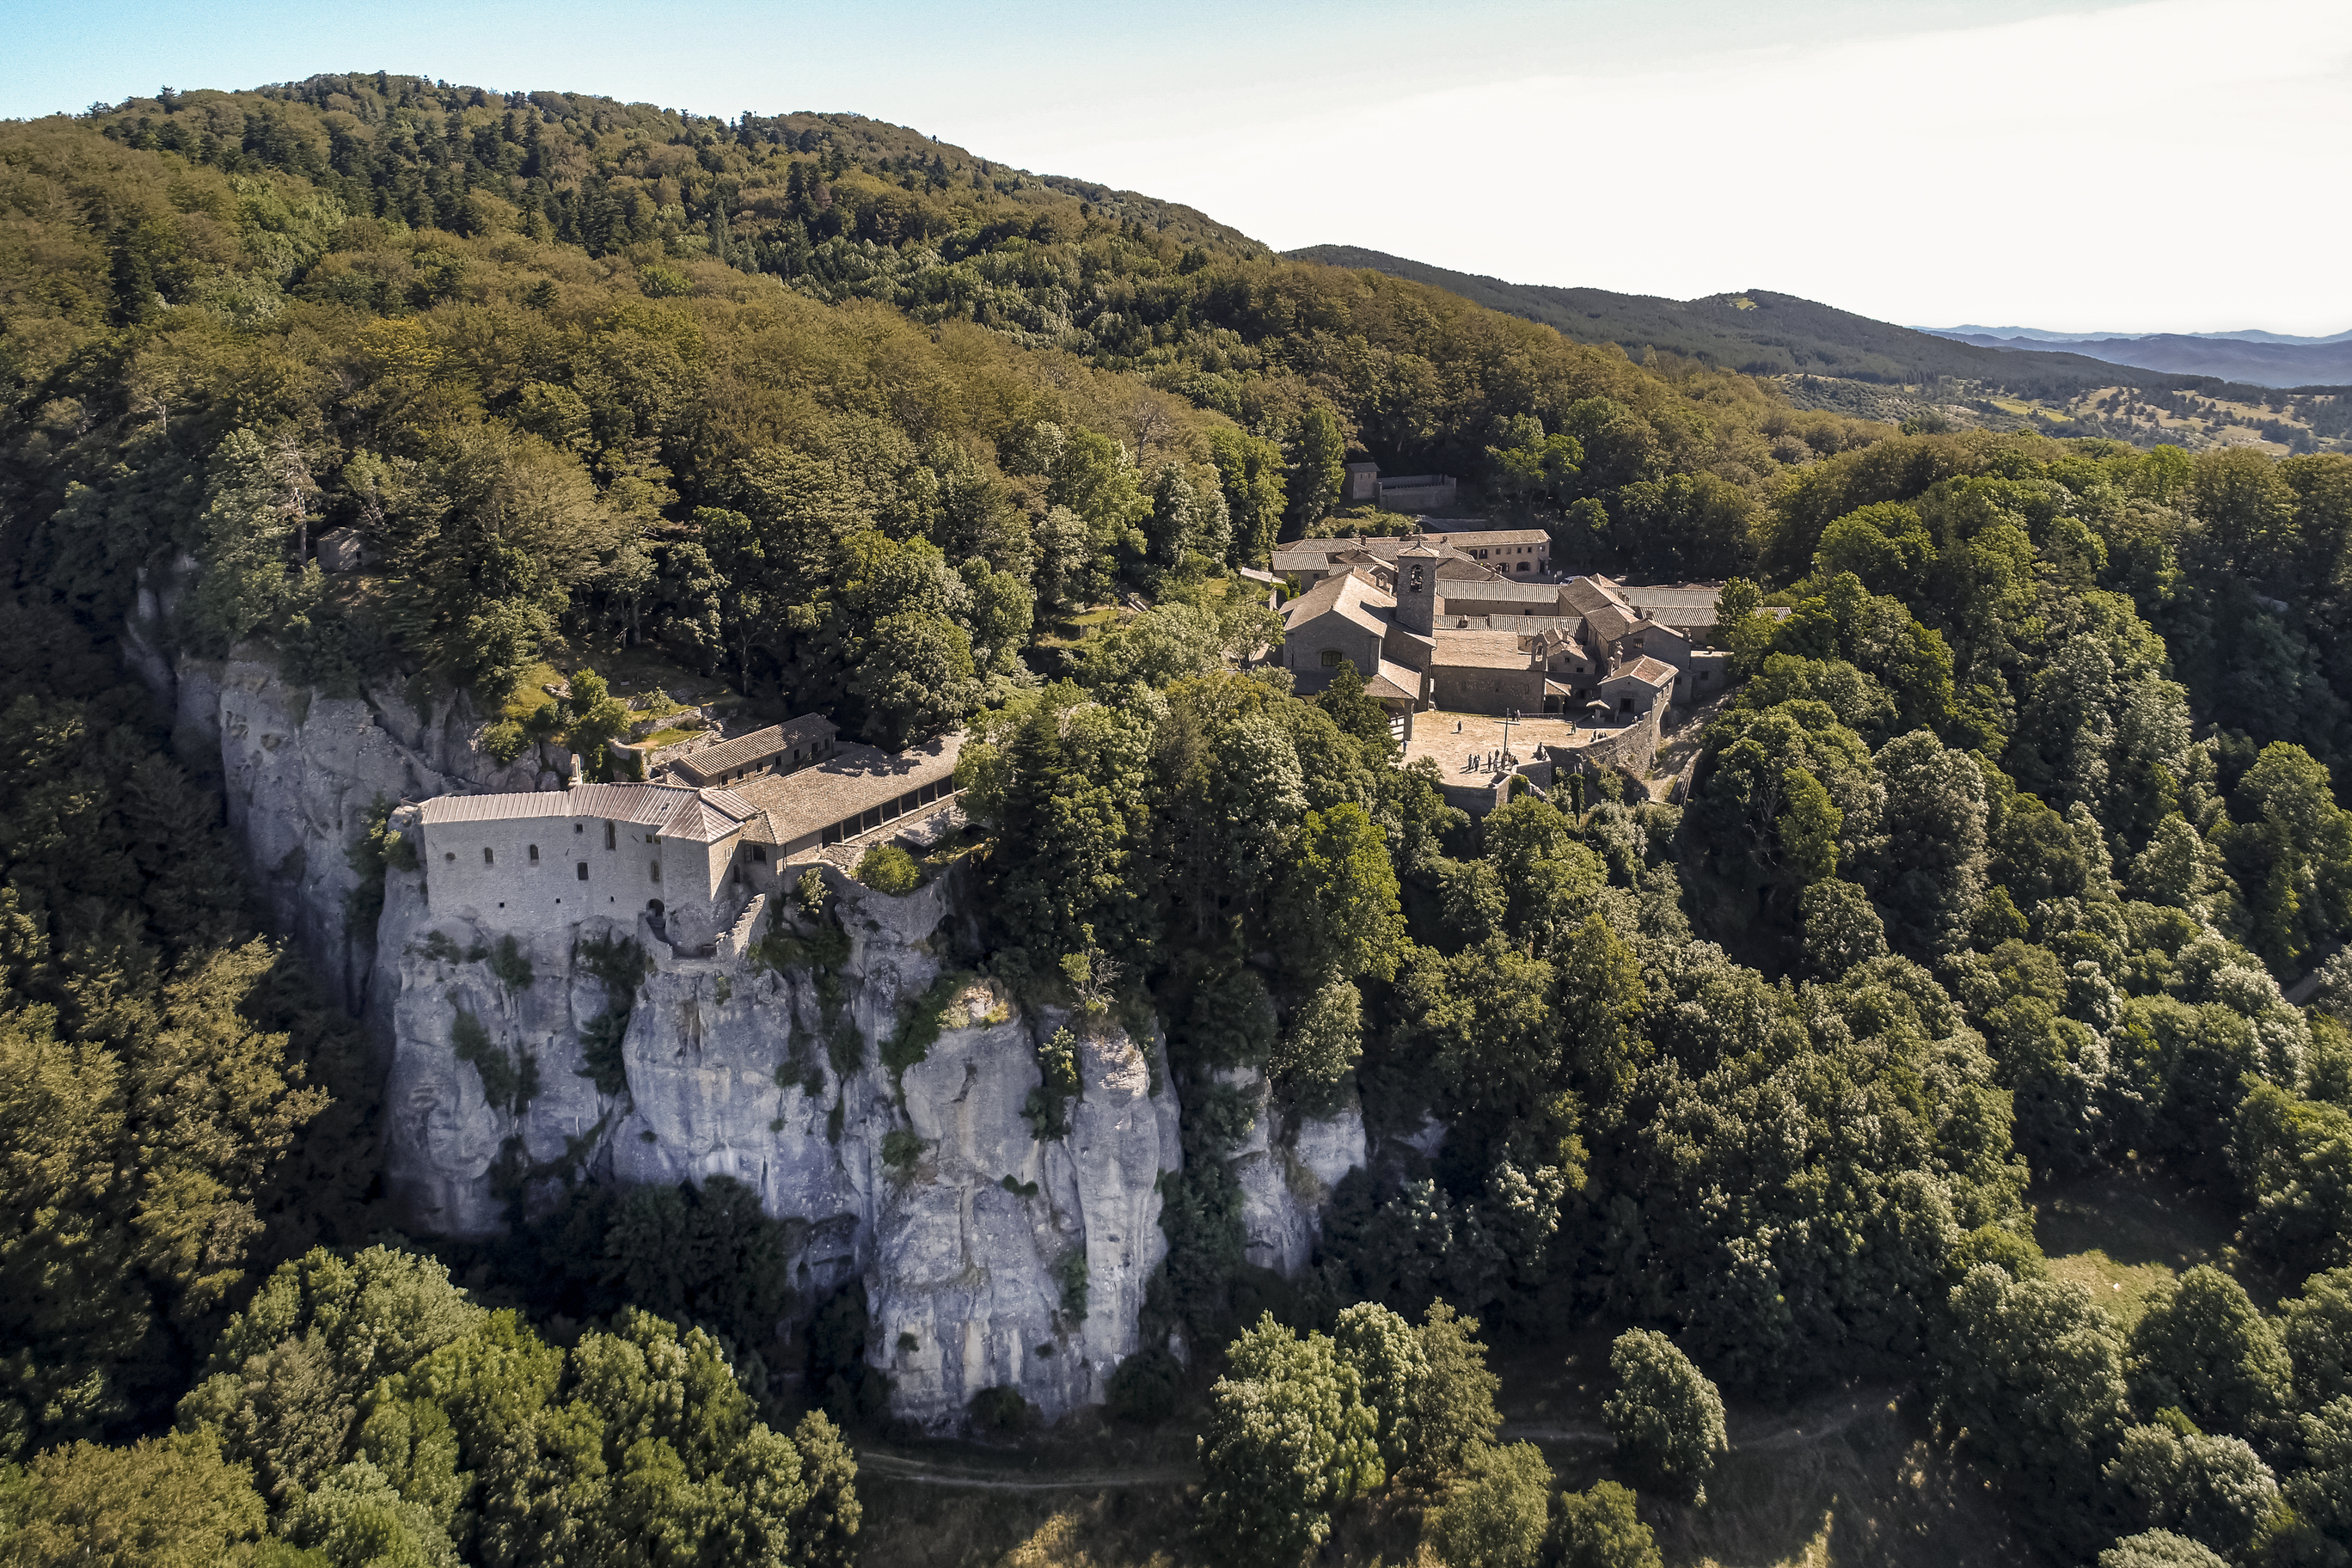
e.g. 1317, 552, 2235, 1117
859, 1387, 1906, 1491
855, 1450, 1201, 1492
1504, 1387, 1902, 1454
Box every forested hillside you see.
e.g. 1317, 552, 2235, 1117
3, 71, 2352, 1568
1295, 244, 2352, 458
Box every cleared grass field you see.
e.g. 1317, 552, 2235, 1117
2032, 1164, 2262, 1326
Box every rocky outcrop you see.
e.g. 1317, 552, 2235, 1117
156, 649, 553, 1013
374, 853, 1184, 1428
1223, 1069, 1367, 1276
126, 619, 1363, 1429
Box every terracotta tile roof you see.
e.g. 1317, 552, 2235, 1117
418, 783, 758, 842
1438, 579, 1562, 606
1609, 656, 1679, 687
669, 714, 838, 787
731, 734, 963, 847
1430, 631, 1536, 671
1283, 570, 1394, 638
1365, 659, 1424, 703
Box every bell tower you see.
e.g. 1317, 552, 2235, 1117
1396, 542, 1439, 635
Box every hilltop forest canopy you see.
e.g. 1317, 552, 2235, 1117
2, 70, 1917, 737
3, 68, 2352, 1568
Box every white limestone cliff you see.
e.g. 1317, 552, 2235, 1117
158, 647, 549, 1014
1221, 1068, 1369, 1276
373, 852, 1185, 1428
122, 615, 1364, 1429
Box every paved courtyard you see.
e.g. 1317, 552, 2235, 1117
1403, 709, 1620, 780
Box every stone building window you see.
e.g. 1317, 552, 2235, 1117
605, 823, 616, 849
576, 862, 589, 880
648, 861, 661, 883
1320, 649, 1343, 667
528, 845, 539, 863
750, 846, 767, 862
482, 847, 493, 865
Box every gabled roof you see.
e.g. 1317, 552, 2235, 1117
1581, 602, 1641, 646
732, 734, 963, 847
1438, 578, 1563, 606
1283, 569, 1394, 638
1621, 584, 1725, 622
1604, 656, 1679, 688
1559, 575, 1632, 617
669, 714, 839, 787
418, 783, 759, 842
1428, 528, 1552, 548
1364, 660, 1424, 703
1434, 557, 1499, 580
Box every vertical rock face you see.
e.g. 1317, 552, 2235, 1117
130, 629, 1365, 1430
166, 650, 545, 1014
1222, 1069, 1369, 1276
373, 853, 1185, 1428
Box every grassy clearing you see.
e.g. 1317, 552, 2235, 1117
2033, 1164, 2259, 1325
853, 1480, 1197, 1568
1035, 603, 1125, 649
496, 639, 738, 721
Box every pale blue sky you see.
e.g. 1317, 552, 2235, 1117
8, 0, 2347, 333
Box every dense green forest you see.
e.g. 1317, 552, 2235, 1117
3, 72, 2352, 1568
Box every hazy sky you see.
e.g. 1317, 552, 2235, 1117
8, 0, 2347, 334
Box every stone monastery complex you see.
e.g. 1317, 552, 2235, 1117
406, 721, 961, 950
400, 525, 1738, 949
1275, 528, 1731, 732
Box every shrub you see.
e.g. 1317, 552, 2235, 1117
969, 1386, 1037, 1435
881, 1129, 926, 1173
856, 842, 923, 894
1425, 1441, 1554, 1568
1053, 1246, 1089, 1320
1023, 1026, 1081, 1139
1602, 1329, 1726, 1504
2097, 1530, 2230, 1568
487, 933, 534, 991
1106, 1346, 1184, 1424
578, 1007, 630, 1096
795, 868, 830, 916
481, 720, 530, 763
451, 1008, 536, 1113
1547, 1480, 1661, 1568
883, 970, 968, 1089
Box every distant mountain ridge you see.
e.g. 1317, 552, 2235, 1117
1936, 325, 2352, 346
1921, 328, 2352, 389
1286, 245, 2163, 397
1289, 245, 2352, 399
